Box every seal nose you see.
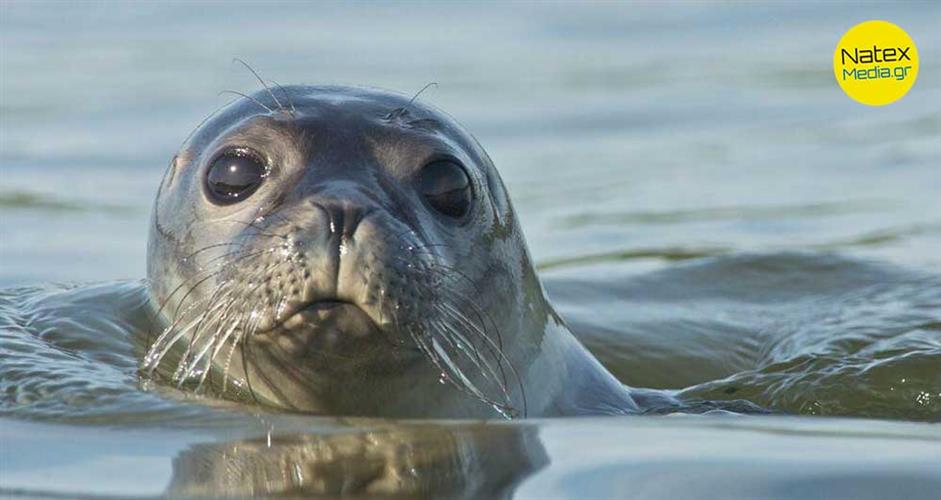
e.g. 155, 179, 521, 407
317, 202, 370, 242
303, 182, 377, 243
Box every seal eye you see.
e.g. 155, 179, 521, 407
419, 160, 472, 219
205, 149, 267, 204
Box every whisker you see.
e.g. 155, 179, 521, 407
173, 287, 237, 384
417, 330, 516, 418
148, 266, 226, 347
240, 307, 265, 405
407, 82, 438, 109
181, 242, 242, 263
157, 249, 263, 337
223, 218, 291, 240
143, 299, 216, 375
146, 247, 272, 375
218, 89, 275, 114
437, 301, 526, 415
177, 289, 238, 386
431, 313, 506, 386
185, 255, 288, 387
232, 58, 286, 114
196, 312, 242, 392
269, 80, 297, 116
427, 316, 511, 408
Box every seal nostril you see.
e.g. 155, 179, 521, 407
314, 202, 373, 242
330, 208, 344, 237
344, 207, 374, 240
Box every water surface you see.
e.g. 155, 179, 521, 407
1, 2, 939, 498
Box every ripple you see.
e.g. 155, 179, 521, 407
0, 190, 134, 214
536, 246, 728, 271
561, 200, 894, 228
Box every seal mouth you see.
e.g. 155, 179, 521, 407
301, 299, 351, 312
274, 299, 376, 335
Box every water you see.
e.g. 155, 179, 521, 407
1, 1, 940, 497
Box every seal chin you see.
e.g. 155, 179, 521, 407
258, 299, 410, 362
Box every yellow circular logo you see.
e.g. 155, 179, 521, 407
833, 20, 919, 106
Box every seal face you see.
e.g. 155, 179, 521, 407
144, 85, 638, 419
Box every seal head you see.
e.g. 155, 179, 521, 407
145, 85, 637, 418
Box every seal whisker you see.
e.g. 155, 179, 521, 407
166, 246, 271, 319
173, 287, 237, 385
431, 305, 514, 405
147, 278, 233, 366
218, 90, 275, 114
268, 80, 297, 116
407, 312, 515, 418
151, 247, 260, 336
144, 298, 217, 375
408, 81, 438, 108
223, 219, 291, 240
232, 58, 287, 115
241, 308, 273, 405
407, 258, 509, 367
239, 314, 263, 405
149, 267, 226, 347
435, 298, 503, 368
436, 300, 527, 416
219, 303, 259, 394
200, 315, 243, 393
387, 237, 521, 415
429, 336, 489, 402
148, 248, 274, 378
161, 253, 266, 376
184, 290, 244, 388
428, 314, 487, 369
181, 242, 243, 262
427, 315, 511, 408
148, 288, 210, 358
386, 82, 439, 120
220, 321, 242, 393
424, 333, 517, 419
192, 254, 290, 387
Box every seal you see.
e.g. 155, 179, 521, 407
142, 84, 640, 419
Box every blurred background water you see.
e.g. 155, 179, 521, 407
1, 1, 940, 498
2, 1, 939, 285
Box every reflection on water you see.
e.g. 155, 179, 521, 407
168, 424, 547, 498
2, 416, 939, 499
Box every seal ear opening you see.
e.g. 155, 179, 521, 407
162, 155, 181, 191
